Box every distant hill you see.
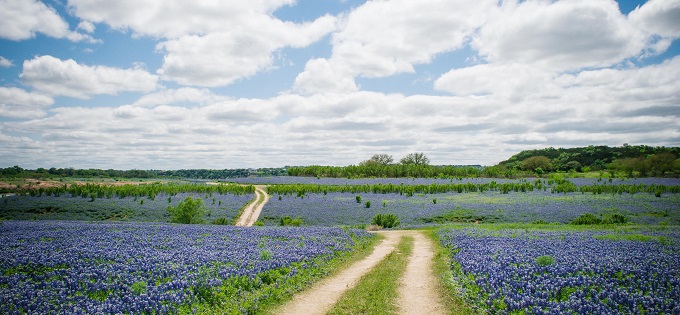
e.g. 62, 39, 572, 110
498, 145, 680, 176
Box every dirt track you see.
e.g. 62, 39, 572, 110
234, 185, 269, 226
276, 230, 446, 315
235, 186, 446, 314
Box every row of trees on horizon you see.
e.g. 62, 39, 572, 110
2, 145, 680, 179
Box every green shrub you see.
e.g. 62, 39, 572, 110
570, 213, 602, 225
372, 213, 400, 228
356, 195, 362, 203
280, 216, 303, 226
365, 200, 371, 208
605, 213, 627, 224
167, 196, 206, 224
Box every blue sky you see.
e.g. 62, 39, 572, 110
1, 0, 679, 169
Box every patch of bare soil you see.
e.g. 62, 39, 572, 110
396, 231, 446, 315
234, 185, 269, 226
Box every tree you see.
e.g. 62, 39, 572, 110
167, 196, 206, 224
400, 152, 430, 166
521, 156, 552, 173
360, 154, 394, 166
648, 153, 676, 176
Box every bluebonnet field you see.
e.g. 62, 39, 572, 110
0, 220, 372, 314
261, 190, 680, 227
0, 192, 252, 222
437, 228, 680, 314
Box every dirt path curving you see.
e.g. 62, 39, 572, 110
396, 231, 446, 315
234, 185, 269, 226
276, 232, 403, 315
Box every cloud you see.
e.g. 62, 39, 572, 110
69, 0, 336, 87
629, 0, 680, 38
76, 21, 96, 34
294, 0, 497, 93
0, 0, 93, 42
20, 56, 160, 99
0, 87, 54, 119
472, 0, 647, 71
0, 56, 13, 68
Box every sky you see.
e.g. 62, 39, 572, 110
1, 0, 680, 170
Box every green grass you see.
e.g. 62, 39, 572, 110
327, 235, 414, 315
425, 230, 479, 315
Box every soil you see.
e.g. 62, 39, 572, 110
395, 231, 447, 315
234, 185, 269, 226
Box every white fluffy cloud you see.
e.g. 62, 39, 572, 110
0, 56, 12, 68
0, 0, 93, 42
5, 53, 679, 168
294, 0, 498, 93
69, 0, 336, 87
472, 0, 647, 71
629, 0, 680, 38
20, 56, 160, 99
0, 87, 54, 119
156, 15, 336, 87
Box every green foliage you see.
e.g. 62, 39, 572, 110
365, 200, 371, 208
371, 213, 400, 228
279, 216, 303, 226
167, 196, 206, 224
131, 281, 148, 295
534, 255, 556, 266
254, 220, 265, 226
521, 156, 553, 173
571, 213, 628, 225
211, 217, 230, 225
571, 213, 602, 225
400, 152, 430, 166
356, 195, 362, 203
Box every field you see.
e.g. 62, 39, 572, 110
0, 221, 373, 314
1, 176, 680, 314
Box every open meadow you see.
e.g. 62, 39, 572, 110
1, 176, 680, 314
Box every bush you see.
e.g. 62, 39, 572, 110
280, 216, 303, 226
571, 213, 628, 225
365, 200, 371, 208
371, 213, 400, 228
356, 195, 362, 203
571, 213, 602, 225
167, 196, 206, 224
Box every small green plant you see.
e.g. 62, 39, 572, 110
211, 217, 230, 225
534, 255, 556, 266
371, 213, 399, 228
433, 198, 437, 204
365, 200, 371, 208
254, 220, 264, 226
260, 249, 273, 260
356, 195, 362, 203
131, 281, 148, 295
280, 216, 303, 226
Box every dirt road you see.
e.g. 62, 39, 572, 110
234, 185, 269, 226
276, 230, 446, 315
